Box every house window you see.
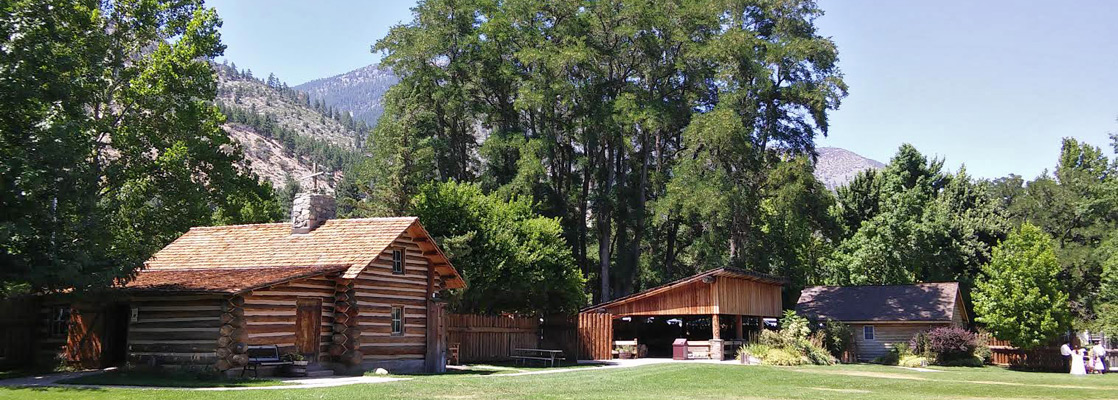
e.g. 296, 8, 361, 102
392, 249, 405, 274
49, 307, 71, 338
863, 325, 875, 340
391, 306, 404, 335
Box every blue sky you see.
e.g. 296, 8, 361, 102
207, 0, 1118, 180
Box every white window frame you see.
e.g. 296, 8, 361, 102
392, 248, 405, 275
391, 306, 404, 336
49, 306, 71, 338
863, 325, 875, 341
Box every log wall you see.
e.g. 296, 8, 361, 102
353, 233, 440, 364
128, 295, 226, 368
241, 276, 337, 363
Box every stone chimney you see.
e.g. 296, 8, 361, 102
291, 192, 336, 234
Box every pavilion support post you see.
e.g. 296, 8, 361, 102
710, 314, 723, 361
735, 315, 744, 340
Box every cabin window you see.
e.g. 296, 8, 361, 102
49, 306, 71, 338
863, 325, 875, 340
391, 306, 404, 335
392, 249, 405, 274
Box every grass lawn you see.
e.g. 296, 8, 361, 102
2, 363, 1117, 399
54, 370, 288, 388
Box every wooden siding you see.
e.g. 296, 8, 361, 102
353, 233, 435, 362
578, 312, 613, 360
128, 295, 225, 367
849, 322, 949, 361
600, 281, 714, 317
713, 277, 782, 317
446, 314, 538, 362
242, 276, 336, 362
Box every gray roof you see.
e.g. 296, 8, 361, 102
795, 282, 964, 322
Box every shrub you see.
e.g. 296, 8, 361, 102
780, 310, 811, 342
873, 347, 902, 365
822, 320, 853, 358
757, 329, 786, 348
761, 348, 805, 366
936, 356, 984, 367
899, 355, 929, 368
739, 313, 834, 366
973, 333, 992, 364
797, 338, 836, 365
873, 342, 913, 365
908, 330, 932, 358
739, 343, 772, 362
927, 327, 976, 362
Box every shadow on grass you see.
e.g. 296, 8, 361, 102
58, 370, 287, 388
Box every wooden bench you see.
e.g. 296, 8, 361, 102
687, 341, 711, 359
241, 345, 291, 378
611, 339, 639, 359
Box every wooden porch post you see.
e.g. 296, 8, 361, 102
710, 314, 723, 360
735, 315, 744, 340
711, 314, 720, 340
424, 263, 443, 373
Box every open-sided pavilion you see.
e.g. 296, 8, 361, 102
577, 268, 785, 360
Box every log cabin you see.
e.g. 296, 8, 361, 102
795, 282, 968, 361
34, 193, 465, 375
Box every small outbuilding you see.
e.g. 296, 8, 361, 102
578, 268, 784, 360
795, 282, 969, 361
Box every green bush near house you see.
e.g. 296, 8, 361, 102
737, 311, 835, 366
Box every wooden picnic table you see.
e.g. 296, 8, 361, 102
512, 348, 565, 367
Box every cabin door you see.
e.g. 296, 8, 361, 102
295, 298, 322, 361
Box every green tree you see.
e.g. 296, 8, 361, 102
825, 145, 1007, 285
0, 0, 280, 295
973, 223, 1070, 350
364, 0, 848, 303
411, 181, 587, 315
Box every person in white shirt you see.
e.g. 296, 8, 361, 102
1092, 342, 1109, 374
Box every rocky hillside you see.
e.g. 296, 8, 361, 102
813, 147, 885, 190
213, 62, 365, 192
293, 64, 398, 126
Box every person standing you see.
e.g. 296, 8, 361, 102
1071, 347, 1088, 375
1092, 341, 1109, 374
1061, 342, 1074, 372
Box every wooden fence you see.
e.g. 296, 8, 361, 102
446, 314, 540, 363
577, 312, 613, 360
985, 336, 1067, 372
0, 297, 38, 368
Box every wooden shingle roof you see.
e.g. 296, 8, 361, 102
121, 265, 348, 294
795, 282, 965, 323
134, 217, 465, 290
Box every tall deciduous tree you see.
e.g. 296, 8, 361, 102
0, 0, 280, 295
357, 0, 847, 303
973, 223, 1070, 350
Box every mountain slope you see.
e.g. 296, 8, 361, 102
213, 63, 365, 192
293, 64, 398, 126
814, 147, 886, 190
